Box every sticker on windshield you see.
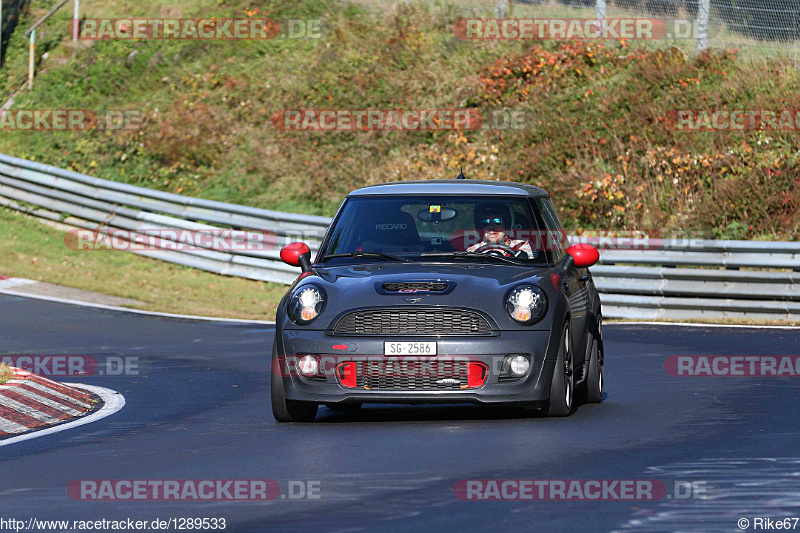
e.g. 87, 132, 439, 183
429, 205, 441, 213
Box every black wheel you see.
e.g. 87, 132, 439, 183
584, 314, 604, 403
547, 323, 574, 417
325, 402, 363, 411
577, 314, 604, 405
584, 338, 603, 403
271, 364, 318, 422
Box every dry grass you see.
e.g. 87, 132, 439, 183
0, 208, 288, 321
0, 363, 14, 385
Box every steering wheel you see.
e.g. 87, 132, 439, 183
474, 243, 518, 258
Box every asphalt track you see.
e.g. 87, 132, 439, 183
1, 292, 799, 532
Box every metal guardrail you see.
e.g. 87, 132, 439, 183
585, 240, 800, 319
0, 152, 798, 320
0, 152, 330, 285
590, 266, 800, 320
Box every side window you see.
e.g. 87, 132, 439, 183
534, 198, 567, 261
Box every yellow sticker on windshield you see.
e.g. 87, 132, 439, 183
429, 205, 441, 213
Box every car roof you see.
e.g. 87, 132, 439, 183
347, 180, 550, 198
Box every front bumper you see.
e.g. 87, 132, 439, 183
274, 329, 560, 405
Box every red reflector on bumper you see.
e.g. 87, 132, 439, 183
467, 362, 488, 388
337, 362, 357, 388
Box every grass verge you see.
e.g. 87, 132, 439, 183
0, 208, 287, 320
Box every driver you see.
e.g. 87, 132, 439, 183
467, 204, 534, 259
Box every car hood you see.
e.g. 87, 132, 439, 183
283, 262, 558, 331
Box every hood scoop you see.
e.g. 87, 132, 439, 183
379, 281, 453, 294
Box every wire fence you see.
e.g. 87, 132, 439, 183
444, 0, 800, 63
606, 0, 799, 61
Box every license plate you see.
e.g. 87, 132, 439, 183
384, 341, 437, 356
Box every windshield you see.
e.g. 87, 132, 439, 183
318, 195, 565, 265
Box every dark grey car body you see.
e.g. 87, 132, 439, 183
272, 180, 603, 419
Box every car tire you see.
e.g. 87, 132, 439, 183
547, 323, 574, 417
584, 336, 603, 403
325, 402, 363, 411
271, 365, 318, 422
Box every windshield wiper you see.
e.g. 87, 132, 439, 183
419, 251, 523, 265
322, 251, 407, 262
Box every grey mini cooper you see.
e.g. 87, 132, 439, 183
271, 179, 603, 422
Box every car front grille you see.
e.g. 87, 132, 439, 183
382, 282, 448, 293
332, 308, 493, 336
354, 359, 469, 390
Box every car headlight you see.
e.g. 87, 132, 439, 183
288, 285, 325, 324
505, 284, 547, 324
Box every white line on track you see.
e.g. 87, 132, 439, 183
0, 385, 125, 446
611, 321, 800, 330
0, 278, 36, 290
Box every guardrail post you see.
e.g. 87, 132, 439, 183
28, 31, 35, 89
495, 0, 507, 18
697, 0, 710, 51
596, 0, 607, 21
73, 0, 80, 41
21, 0, 72, 77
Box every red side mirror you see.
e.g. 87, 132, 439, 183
566, 243, 599, 268
280, 242, 312, 272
